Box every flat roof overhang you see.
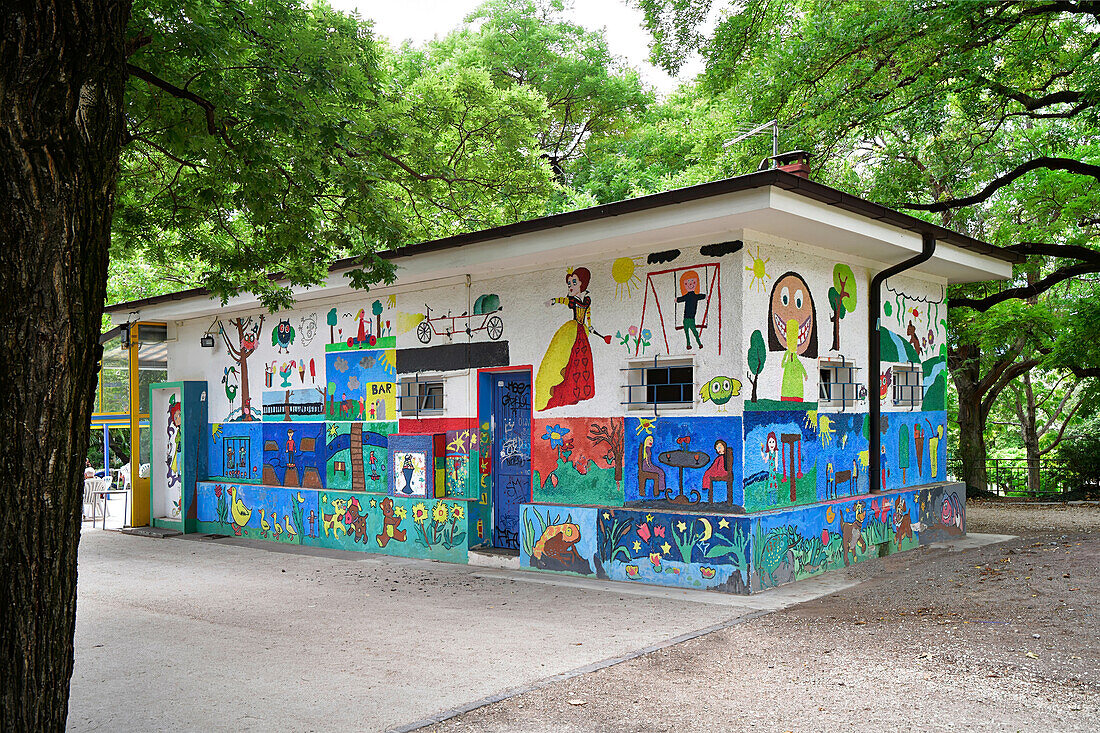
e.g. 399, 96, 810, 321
106, 170, 1019, 324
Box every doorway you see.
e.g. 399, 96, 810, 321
487, 370, 531, 550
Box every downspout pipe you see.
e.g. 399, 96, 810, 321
869, 231, 937, 493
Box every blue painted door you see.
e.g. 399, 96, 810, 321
491, 371, 531, 549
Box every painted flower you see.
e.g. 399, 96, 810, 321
625, 565, 640, 578
641, 329, 652, 340
654, 524, 666, 538
700, 567, 716, 579
541, 424, 570, 449
452, 504, 465, 521
395, 506, 407, 520
629, 326, 638, 337
214, 485, 223, 498
432, 501, 449, 524
636, 523, 651, 542
821, 529, 830, 546
649, 552, 662, 569
412, 502, 428, 523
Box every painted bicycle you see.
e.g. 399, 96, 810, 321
417, 293, 504, 344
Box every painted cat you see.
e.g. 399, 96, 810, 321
840, 501, 867, 567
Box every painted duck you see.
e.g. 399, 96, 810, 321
228, 487, 252, 535
272, 514, 283, 542
260, 508, 270, 538
284, 514, 297, 543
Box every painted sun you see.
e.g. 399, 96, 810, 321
612, 256, 642, 300
745, 245, 772, 292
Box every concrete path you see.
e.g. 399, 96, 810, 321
67, 527, 1009, 731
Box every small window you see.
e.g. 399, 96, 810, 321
623, 358, 694, 412
399, 376, 444, 417
819, 359, 859, 410
892, 364, 922, 409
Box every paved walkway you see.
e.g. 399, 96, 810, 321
67, 527, 848, 731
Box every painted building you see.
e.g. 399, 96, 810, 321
105, 168, 1017, 593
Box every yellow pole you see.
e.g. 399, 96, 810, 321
128, 323, 150, 526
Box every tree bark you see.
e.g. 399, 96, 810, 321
951, 344, 990, 493
0, 0, 131, 728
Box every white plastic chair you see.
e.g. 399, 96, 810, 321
83, 478, 105, 522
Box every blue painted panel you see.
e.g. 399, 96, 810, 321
623, 416, 743, 510
519, 504, 597, 576
207, 421, 263, 483
262, 422, 326, 489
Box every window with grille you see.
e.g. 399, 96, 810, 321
892, 364, 922, 409
623, 358, 695, 412
399, 376, 444, 417
819, 359, 859, 410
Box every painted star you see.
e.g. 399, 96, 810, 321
369, 498, 377, 509
676, 520, 687, 532
661, 542, 672, 555
632, 540, 641, 552
645, 514, 654, 522
718, 518, 730, 529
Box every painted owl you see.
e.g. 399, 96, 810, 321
699, 376, 741, 405
272, 319, 295, 353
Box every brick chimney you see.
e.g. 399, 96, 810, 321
771, 150, 812, 179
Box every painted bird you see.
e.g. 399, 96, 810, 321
222, 366, 238, 403
272, 514, 283, 542
699, 376, 741, 406
272, 318, 295, 353
260, 508, 270, 538
284, 514, 297, 543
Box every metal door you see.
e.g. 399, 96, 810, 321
490, 372, 531, 549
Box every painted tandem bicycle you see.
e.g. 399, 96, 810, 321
416, 294, 504, 344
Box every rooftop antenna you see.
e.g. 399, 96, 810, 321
722, 119, 779, 163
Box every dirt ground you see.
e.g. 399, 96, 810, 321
425, 501, 1100, 732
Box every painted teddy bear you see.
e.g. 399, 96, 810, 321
375, 497, 407, 548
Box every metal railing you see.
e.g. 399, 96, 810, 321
947, 457, 1085, 496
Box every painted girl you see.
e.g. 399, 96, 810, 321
535, 267, 597, 411
761, 431, 781, 506
676, 270, 705, 350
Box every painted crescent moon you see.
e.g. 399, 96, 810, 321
826, 506, 836, 523
698, 517, 713, 541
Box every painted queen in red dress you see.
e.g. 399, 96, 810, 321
535, 267, 596, 411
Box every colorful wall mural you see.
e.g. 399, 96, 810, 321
161, 237, 964, 593
531, 417, 624, 507
624, 416, 744, 510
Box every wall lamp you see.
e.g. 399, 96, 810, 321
200, 318, 222, 348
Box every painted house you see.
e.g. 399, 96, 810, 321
105, 166, 1019, 593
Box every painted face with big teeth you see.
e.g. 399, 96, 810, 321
767, 272, 817, 357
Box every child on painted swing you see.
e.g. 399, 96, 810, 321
676, 270, 706, 350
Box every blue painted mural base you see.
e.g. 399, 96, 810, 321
519, 482, 966, 594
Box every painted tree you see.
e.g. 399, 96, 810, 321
372, 299, 384, 338
898, 424, 911, 485
221, 316, 264, 421
327, 308, 338, 345
828, 263, 856, 351
746, 330, 767, 402
587, 420, 625, 483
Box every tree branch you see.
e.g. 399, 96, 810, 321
127, 63, 221, 137
898, 157, 1100, 212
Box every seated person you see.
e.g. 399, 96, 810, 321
638, 435, 666, 498
701, 439, 733, 503
84, 460, 96, 479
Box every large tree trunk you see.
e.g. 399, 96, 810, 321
950, 344, 989, 493
1015, 372, 1042, 494
0, 1, 130, 728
